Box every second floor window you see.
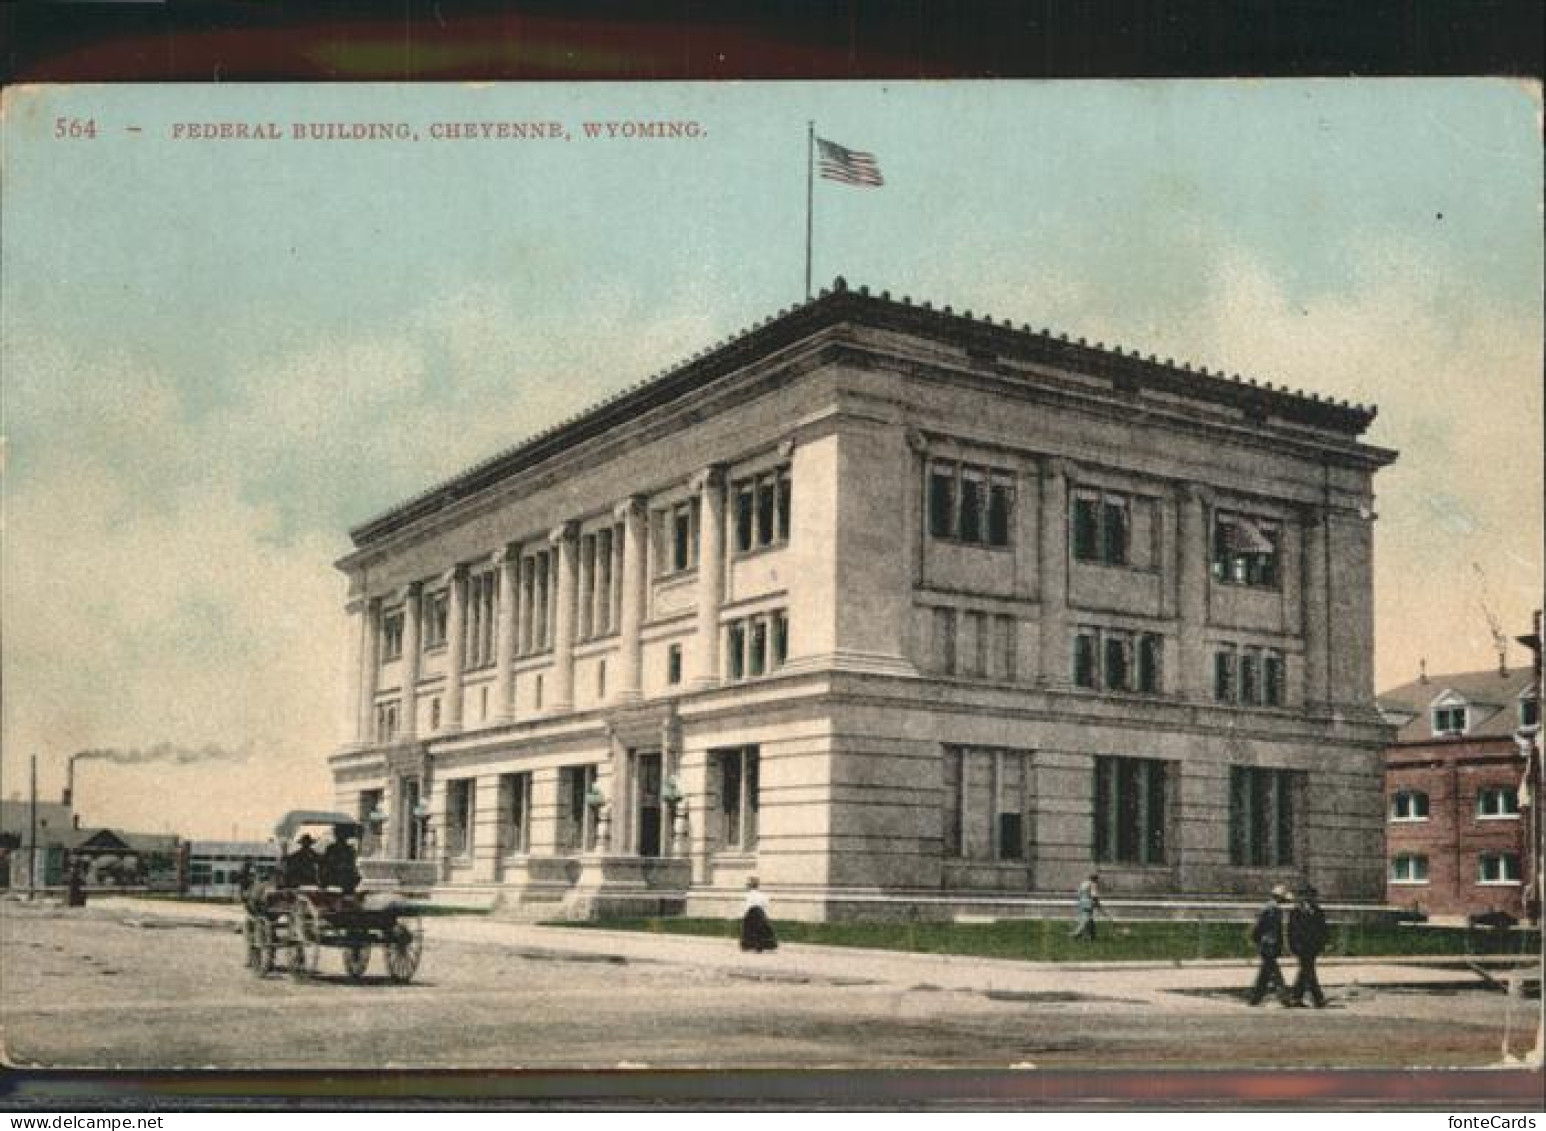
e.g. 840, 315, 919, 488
465, 570, 498, 669
1212, 511, 1281, 588
1390, 790, 1430, 821
519, 550, 553, 655
374, 700, 400, 743
380, 611, 405, 662
1478, 853, 1522, 884
657, 499, 700, 576
726, 610, 789, 681
1077, 628, 1162, 693
1072, 489, 1130, 566
1390, 854, 1429, 883
928, 459, 1014, 548
422, 590, 449, 650
1214, 645, 1285, 706
1476, 786, 1519, 819
733, 465, 791, 554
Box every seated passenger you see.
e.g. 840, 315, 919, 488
320, 829, 361, 894
281, 833, 322, 888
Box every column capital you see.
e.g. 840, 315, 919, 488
345, 595, 368, 615
491, 542, 521, 568
1297, 501, 1328, 527
1181, 482, 1214, 509
1041, 456, 1070, 482
777, 437, 797, 459
397, 580, 424, 604
612, 494, 648, 523
904, 427, 928, 454
548, 520, 579, 547
439, 562, 468, 587
689, 464, 726, 493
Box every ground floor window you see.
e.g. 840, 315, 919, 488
1389, 854, 1429, 883
558, 764, 598, 854
943, 746, 1030, 861
499, 772, 531, 855
713, 746, 759, 851
1477, 853, 1521, 884
1229, 766, 1301, 867
445, 778, 474, 858
1093, 756, 1169, 865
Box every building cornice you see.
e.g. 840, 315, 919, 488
341, 277, 1390, 564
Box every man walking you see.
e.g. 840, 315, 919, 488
1247, 883, 1293, 1006
1071, 873, 1104, 941
1288, 884, 1330, 1007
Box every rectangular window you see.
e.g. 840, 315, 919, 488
423, 590, 449, 650
1212, 512, 1282, 588
1239, 649, 1260, 705
995, 614, 1017, 682
1214, 649, 1237, 702
929, 465, 956, 539
1478, 853, 1522, 884
595, 527, 615, 635
521, 549, 553, 654
1263, 650, 1285, 707
934, 606, 958, 675
1390, 854, 1429, 883
1074, 630, 1098, 689
942, 746, 1031, 861
714, 746, 759, 851
1229, 766, 1300, 867
1476, 786, 1520, 819
1072, 489, 1131, 565
465, 571, 498, 668
927, 459, 1014, 548
559, 765, 597, 854
381, 611, 405, 662
666, 643, 683, 685
1522, 694, 1540, 728
446, 778, 474, 858
660, 499, 699, 576
1103, 631, 1132, 692
499, 772, 531, 855
725, 611, 787, 681
733, 465, 792, 554
1093, 756, 1168, 865
1389, 790, 1430, 821
375, 701, 400, 743
1137, 634, 1162, 694
1432, 705, 1467, 735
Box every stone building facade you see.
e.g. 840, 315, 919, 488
329, 279, 1396, 920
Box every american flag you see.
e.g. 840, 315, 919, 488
816, 137, 883, 187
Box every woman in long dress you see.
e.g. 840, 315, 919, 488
739, 876, 778, 952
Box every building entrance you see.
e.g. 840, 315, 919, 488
635, 752, 663, 858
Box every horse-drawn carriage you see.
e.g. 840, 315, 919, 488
242, 810, 424, 983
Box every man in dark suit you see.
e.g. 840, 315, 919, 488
1247, 883, 1293, 1006
1288, 884, 1330, 1007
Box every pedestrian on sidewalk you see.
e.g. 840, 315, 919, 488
1247, 883, 1293, 1006
1288, 884, 1329, 1008
1070, 873, 1105, 941
739, 876, 778, 953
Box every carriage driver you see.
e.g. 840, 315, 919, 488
321, 826, 361, 894
281, 833, 323, 888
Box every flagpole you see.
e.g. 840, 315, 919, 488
804, 121, 814, 299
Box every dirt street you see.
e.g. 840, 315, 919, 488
0, 903, 1533, 1071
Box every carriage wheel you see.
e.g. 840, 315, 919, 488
343, 942, 371, 981
244, 916, 275, 977
289, 896, 322, 982
385, 916, 423, 983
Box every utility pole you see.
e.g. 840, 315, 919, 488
28, 754, 38, 899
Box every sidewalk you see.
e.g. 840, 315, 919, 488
54, 895, 1537, 1007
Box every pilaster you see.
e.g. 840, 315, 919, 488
548, 522, 579, 711
614, 495, 648, 702
692, 465, 727, 688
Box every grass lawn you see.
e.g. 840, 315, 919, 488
547, 916, 1542, 962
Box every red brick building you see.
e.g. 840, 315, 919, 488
1379, 666, 1538, 923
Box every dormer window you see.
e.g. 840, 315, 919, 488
1431, 704, 1467, 736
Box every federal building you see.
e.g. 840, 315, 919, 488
328, 279, 1396, 920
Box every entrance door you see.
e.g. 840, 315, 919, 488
636, 752, 663, 858
403, 778, 422, 860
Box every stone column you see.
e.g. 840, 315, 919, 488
1301, 503, 1330, 711
1036, 458, 1069, 688
442, 564, 467, 733
548, 522, 579, 711
1177, 484, 1211, 700
342, 597, 366, 746
615, 495, 648, 702
692, 465, 727, 688
399, 582, 423, 739
493, 544, 519, 723
356, 597, 382, 745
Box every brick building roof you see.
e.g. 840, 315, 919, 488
1378, 666, 1536, 744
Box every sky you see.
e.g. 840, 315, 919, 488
2, 80, 1541, 840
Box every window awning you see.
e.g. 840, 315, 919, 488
1223, 517, 1276, 555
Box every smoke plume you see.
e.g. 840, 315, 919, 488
72, 742, 252, 767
